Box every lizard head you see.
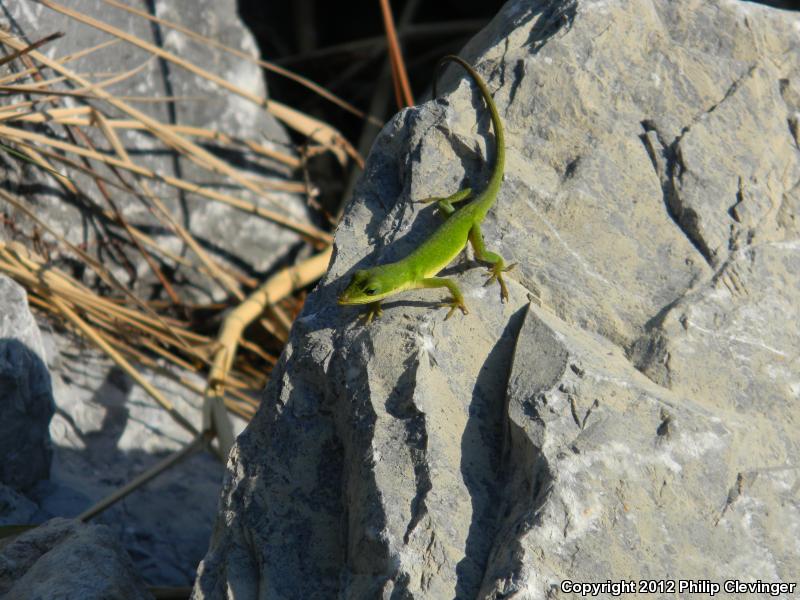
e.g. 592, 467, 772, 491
338, 269, 388, 305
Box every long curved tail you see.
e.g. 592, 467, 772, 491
433, 55, 504, 202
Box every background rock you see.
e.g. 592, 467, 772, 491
0, 0, 256, 588
0, 0, 309, 303
0, 484, 39, 526
30, 331, 247, 586
0, 276, 54, 493
0, 517, 153, 600
193, 0, 800, 598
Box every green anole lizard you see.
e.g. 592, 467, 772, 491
338, 55, 512, 322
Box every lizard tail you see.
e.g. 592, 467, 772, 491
433, 55, 504, 197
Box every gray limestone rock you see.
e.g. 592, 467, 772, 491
193, 0, 800, 598
0, 517, 153, 600
0, 276, 54, 493
478, 302, 797, 596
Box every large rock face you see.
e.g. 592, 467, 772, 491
193, 0, 800, 598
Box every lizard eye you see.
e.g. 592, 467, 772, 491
363, 280, 380, 295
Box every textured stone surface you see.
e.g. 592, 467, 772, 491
0, 518, 153, 600
478, 302, 797, 596
191, 0, 800, 598
0, 276, 54, 492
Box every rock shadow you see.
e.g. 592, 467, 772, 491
455, 306, 527, 598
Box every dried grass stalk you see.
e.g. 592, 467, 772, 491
38, 0, 361, 167
205, 247, 332, 456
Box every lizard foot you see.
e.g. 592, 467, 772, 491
358, 301, 383, 324
484, 263, 517, 303
438, 298, 469, 320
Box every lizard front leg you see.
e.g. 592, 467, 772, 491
468, 223, 515, 302
417, 277, 469, 319
416, 187, 472, 217
358, 301, 383, 324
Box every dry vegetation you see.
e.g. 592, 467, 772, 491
0, 1, 368, 541
0, 1, 488, 593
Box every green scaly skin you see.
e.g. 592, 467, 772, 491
338, 55, 512, 322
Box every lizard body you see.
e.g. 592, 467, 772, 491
338, 55, 511, 322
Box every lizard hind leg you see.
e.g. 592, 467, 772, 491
416, 187, 472, 217
469, 223, 515, 302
